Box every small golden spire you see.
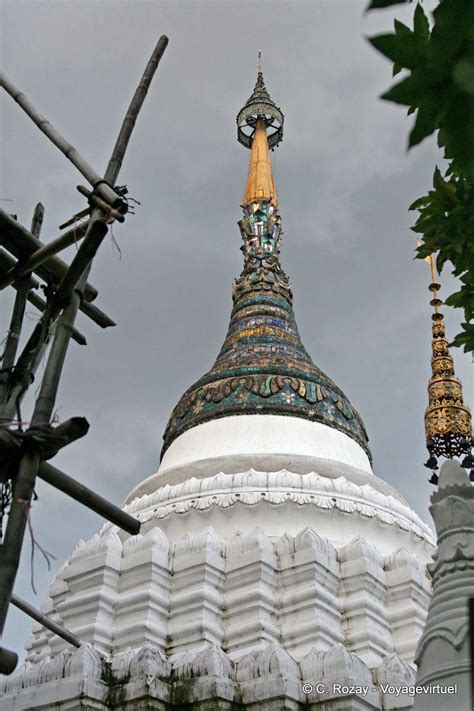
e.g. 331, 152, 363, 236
243, 119, 279, 207
258, 50, 262, 74
422, 251, 472, 482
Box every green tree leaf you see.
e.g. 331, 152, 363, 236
368, 0, 474, 352
369, 33, 426, 69
394, 19, 411, 35
414, 3, 430, 41
409, 195, 431, 210
408, 92, 444, 146
382, 74, 424, 105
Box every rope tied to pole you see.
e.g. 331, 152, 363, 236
14, 496, 56, 594
106, 208, 122, 260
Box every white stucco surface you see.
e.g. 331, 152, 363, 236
160, 414, 372, 475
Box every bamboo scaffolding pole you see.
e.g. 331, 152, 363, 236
0, 208, 42, 411
38, 461, 140, 535
0, 35, 168, 650
6, 32, 170, 388
0, 74, 126, 211
1, 205, 45, 370
30, 203, 44, 238
0, 647, 18, 675
3, 219, 111, 417
0, 269, 91, 632
1, 294, 114, 423
26, 291, 87, 346
79, 301, 115, 329
0, 300, 56, 423
105, 35, 169, 185
11, 594, 83, 649
0, 250, 86, 346
0, 220, 91, 290
0, 212, 114, 331
0, 250, 39, 290
53, 219, 108, 310
1, 277, 29, 371
0, 210, 96, 300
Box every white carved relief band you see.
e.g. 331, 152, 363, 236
121, 469, 433, 544
1, 640, 420, 711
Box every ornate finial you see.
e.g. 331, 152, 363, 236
236, 58, 284, 150
236, 63, 286, 303
422, 252, 473, 484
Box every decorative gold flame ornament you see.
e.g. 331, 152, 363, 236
423, 253, 473, 484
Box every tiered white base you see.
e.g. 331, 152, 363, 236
1, 437, 435, 709
2, 475, 434, 708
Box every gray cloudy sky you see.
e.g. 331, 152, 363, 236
1, 0, 472, 661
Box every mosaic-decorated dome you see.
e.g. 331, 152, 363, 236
162, 70, 370, 460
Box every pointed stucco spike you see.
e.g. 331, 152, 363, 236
110, 648, 135, 683
235, 652, 257, 682
438, 459, 471, 490
64, 643, 103, 679
255, 643, 300, 679
129, 643, 170, 682
321, 644, 372, 685
375, 653, 415, 686
172, 649, 197, 680
193, 643, 233, 679
338, 536, 384, 566
299, 647, 324, 680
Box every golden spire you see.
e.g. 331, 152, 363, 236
243, 118, 279, 207
422, 252, 472, 483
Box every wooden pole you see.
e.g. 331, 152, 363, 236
0, 249, 39, 290
0, 34, 169, 650
0, 247, 111, 333
1, 204, 46, 369
11, 594, 82, 649
25, 290, 87, 346
1, 293, 114, 424
0, 220, 90, 291
1, 276, 29, 371
0, 647, 18, 675
0, 205, 45, 392
30, 203, 44, 238
33, 267, 93, 427
0, 266, 91, 631
38, 462, 140, 535
0, 209, 97, 301
3, 33, 170, 416
53, 219, 108, 310
105, 35, 169, 185
0, 73, 126, 211
0, 449, 42, 636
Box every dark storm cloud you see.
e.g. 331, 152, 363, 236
0, 0, 471, 660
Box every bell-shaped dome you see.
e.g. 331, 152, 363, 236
162, 228, 369, 460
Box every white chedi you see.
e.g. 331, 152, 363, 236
2, 415, 435, 709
